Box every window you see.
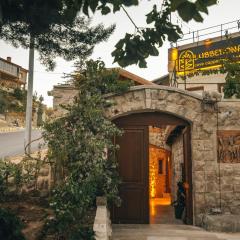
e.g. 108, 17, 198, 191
158, 159, 164, 175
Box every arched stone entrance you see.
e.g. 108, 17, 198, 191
105, 86, 218, 225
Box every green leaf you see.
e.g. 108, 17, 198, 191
139, 59, 147, 68
83, 2, 89, 16
193, 12, 204, 22
115, 39, 125, 49
201, 0, 218, 7
149, 46, 159, 56
89, 0, 99, 13
177, 2, 198, 22
171, 0, 186, 11
196, 0, 209, 14
101, 6, 111, 15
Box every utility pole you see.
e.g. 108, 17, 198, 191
24, 35, 34, 154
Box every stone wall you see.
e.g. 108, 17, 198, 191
104, 86, 240, 226
5, 111, 38, 127
217, 100, 240, 214
149, 147, 167, 198
149, 126, 170, 150
51, 84, 240, 227
171, 134, 184, 202
50, 85, 78, 117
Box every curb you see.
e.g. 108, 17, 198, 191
0, 127, 42, 134
0, 127, 24, 133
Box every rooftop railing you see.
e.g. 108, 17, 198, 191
175, 19, 240, 46
0, 58, 19, 78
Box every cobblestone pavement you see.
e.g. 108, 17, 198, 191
112, 224, 240, 240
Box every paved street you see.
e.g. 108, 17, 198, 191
0, 129, 44, 158
112, 224, 240, 240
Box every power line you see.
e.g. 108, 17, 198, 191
121, 1, 168, 34
121, 5, 139, 31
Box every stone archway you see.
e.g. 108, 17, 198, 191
105, 85, 218, 225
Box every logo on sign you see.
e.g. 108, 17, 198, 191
178, 50, 195, 72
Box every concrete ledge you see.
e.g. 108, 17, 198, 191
200, 214, 240, 232
0, 127, 24, 133
93, 197, 112, 240
105, 85, 203, 101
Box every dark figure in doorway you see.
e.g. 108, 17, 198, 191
173, 181, 185, 220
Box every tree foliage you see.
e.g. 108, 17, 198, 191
42, 60, 131, 238
0, 208, 26, 240
69, 0, 217, 68
0, 1, 114, 70
223, 61, 240, 98
0, 0, 218, 69
37, 95, 44, 127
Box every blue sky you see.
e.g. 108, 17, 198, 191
0, 0, 239, 106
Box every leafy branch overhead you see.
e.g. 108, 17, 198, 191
0, 1, 115, 70
0, 0, 218, 69
75, 0, 218, 68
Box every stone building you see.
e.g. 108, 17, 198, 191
49, 68, 155, 117
0, 56, 28, 91
50, 68, 240, 230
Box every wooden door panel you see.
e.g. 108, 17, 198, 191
114, 187, 144, 223
112, 126, 149, 224
117, 129, 144, 183
183, 126, 193, 224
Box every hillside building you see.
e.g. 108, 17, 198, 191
0, 57, 28, 91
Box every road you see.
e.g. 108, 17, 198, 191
0, 129, 44, 158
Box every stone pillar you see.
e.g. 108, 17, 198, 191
93, 197, 112, 240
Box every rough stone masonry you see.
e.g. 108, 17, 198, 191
52, 84, 240, 231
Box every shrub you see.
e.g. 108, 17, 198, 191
0, 208, 26, 240
42, 60, 131, 238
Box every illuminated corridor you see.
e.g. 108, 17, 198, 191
149, 197, 182, 224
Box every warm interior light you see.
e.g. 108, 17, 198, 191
204, 38, 212, 46
171, 48, 178, 61
150, 160, 156, 198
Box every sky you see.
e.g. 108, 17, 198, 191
0, 0, 239, 107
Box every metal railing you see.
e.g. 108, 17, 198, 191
0, 58, 19, 77
175, 19, 240, 46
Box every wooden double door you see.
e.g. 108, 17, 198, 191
111, 112, 193, 224
111, 125, 149, 223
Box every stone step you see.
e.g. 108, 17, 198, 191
113, 236, 223, 240
112, 224, 240, 240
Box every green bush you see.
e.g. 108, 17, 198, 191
0, 90, 8, 113
42, 60, 129, 238
0, 208, 26, 240
12, 88, 26, 102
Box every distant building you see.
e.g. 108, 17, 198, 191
49, 68, 156, 117
0, 57, 28, 91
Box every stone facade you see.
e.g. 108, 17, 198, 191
104, 85, 240, 226
149, 147, 168, 198
51, 84, 240, 229
49, 84, 78, 117
171, 134, 184, 202
93, 197, 112, 240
